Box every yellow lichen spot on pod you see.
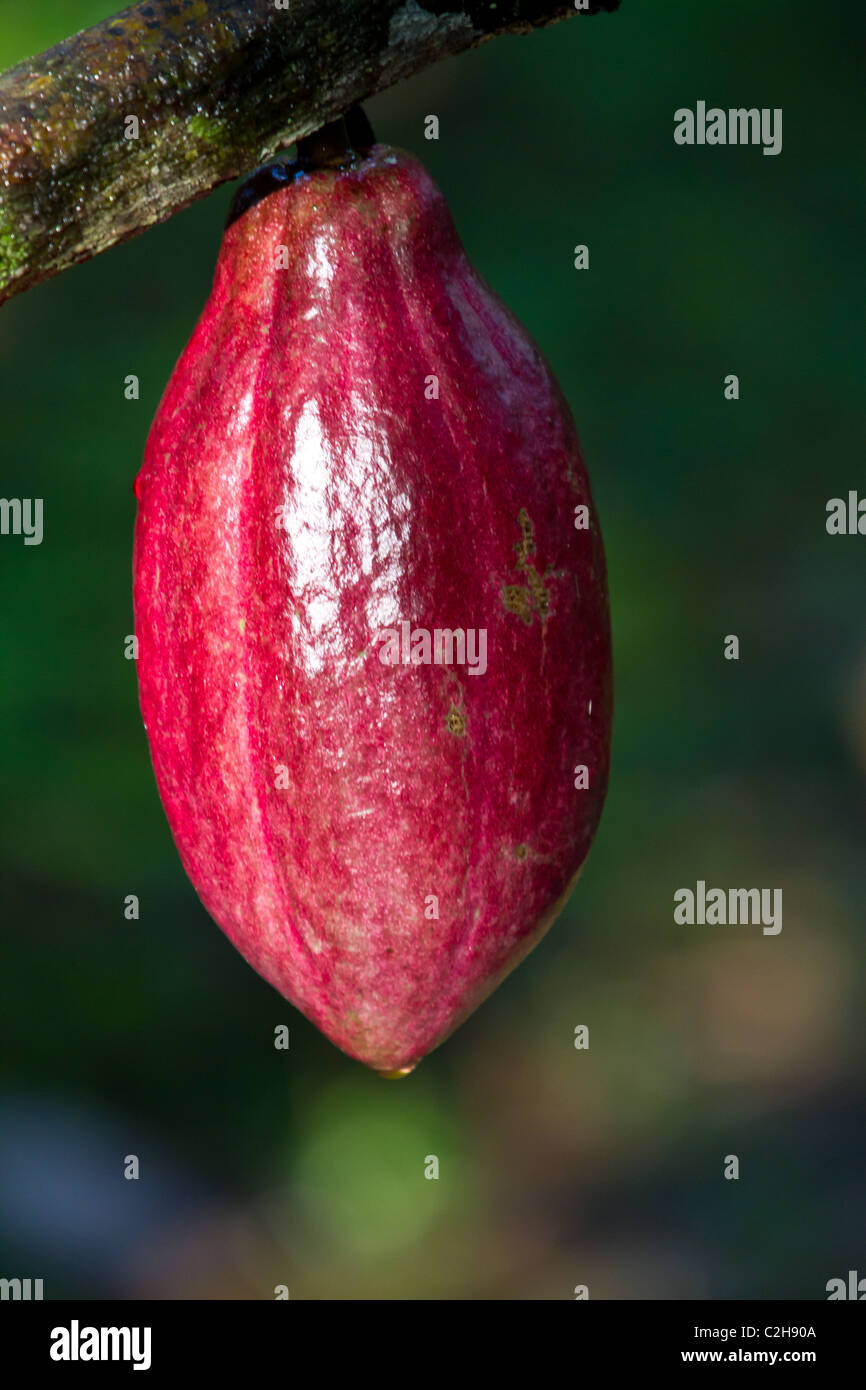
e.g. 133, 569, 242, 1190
446, 705, 466, 736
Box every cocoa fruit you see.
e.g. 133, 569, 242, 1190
133, 120, 612, 1074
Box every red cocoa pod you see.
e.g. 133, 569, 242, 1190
133, 139, 612, 1075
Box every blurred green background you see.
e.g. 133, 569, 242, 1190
0, 0, 863, 1299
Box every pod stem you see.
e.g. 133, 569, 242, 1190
297, 105, 376, 171
226, 105, 377, 227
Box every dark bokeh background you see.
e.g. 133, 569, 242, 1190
1, 1, 863, 1299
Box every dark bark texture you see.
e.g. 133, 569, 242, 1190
0, 0, 620, 305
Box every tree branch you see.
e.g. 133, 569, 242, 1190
0, 0, 619, 306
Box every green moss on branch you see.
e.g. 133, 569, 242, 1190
0, 0, 620, 306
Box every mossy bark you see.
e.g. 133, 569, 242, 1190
0, 0, 620, 306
